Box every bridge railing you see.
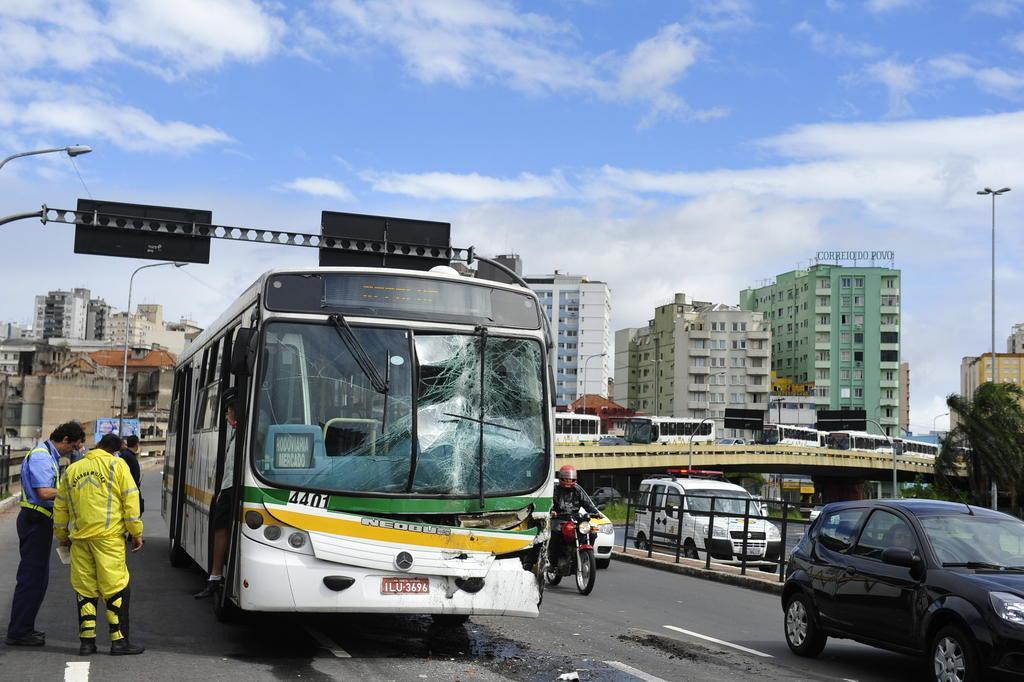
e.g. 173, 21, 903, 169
620, 488, 814, 583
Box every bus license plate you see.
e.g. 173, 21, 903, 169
381, 577, 429, 595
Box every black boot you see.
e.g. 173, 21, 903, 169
109, 638, 145, 656
106, 588, 144, 656
79, 638, 97, 656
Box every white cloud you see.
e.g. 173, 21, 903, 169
282, 177, 354, 201
864, 59, 919, 116
930, 54, 1024, 99
793, 21, 882, 59
974, 0, 1024, 15
1, 79, 232, 153
363, 170, 563, 201
0, 0, 285, 78
865, 0, 920, 12
318, 1, 719, 124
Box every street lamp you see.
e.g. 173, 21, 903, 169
688, 370, 728, 473
118, 261, 188, 435
581, 352, 607, 417
0, 145, 92, 170
932, 412, 949, 433
865, 417, 898, 499
977, 186, 1010, 510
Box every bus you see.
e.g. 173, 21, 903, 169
759, 424, 824, 447
896, 438, 939, 458
554, 413, 601, 444
162, 266, 553, 621
825, 430, 895, 454
624, 417, 715, 445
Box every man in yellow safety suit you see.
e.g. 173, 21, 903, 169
53, 433, 145, 656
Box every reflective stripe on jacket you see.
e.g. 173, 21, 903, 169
53, 448, 143, 542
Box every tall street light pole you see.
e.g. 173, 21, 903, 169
581, 352, 607, 418
119, 262, 187, 435
977, 186, 1010, 511
866, 417, 898, 499
689, 371, 728, 472
0, 145, 92, 171
932, 412, 949, 434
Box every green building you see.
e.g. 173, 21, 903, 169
739, 264, 901, 436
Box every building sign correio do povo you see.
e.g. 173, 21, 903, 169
815, 250, 895, 262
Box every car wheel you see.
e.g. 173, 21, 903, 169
930, 625, 980, 682
597, 558, 610, 569
634, 533, 649, 551
784, 593, 826, 657
682, 540, 699, 560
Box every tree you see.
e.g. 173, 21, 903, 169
940, 382, 1024, 510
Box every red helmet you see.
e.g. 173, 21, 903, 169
557, 465, 577, 485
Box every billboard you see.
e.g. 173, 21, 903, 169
94, 418, 140, 443
724, 408, 765, 431
74, 199, 212, 264
816, 409, 867, 432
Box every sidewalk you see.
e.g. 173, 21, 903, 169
612, 546, 784, 595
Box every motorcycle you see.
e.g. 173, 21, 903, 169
545, 510, 597, 595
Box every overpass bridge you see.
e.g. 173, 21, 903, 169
555, 443, 958, 501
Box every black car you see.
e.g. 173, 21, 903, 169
782, 499, 1024, 681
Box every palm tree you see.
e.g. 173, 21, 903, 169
940, 382, 1024, 511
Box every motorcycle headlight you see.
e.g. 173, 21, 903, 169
991, 592, 1024, 625
600, 523, 615, 535
767, 524, 781, 541
579, 521, 592, 535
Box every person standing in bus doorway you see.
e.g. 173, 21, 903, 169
118, 435, 143, 514
53, 434, 145, 656
5, 422, 86, 647
195, 390, 237, 599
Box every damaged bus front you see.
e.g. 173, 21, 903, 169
211, 270, 553, 618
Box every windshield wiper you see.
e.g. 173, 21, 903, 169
328, 313, 388, 394
943, 561, 1007, 570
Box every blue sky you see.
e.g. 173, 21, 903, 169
3, 0, 1024, 431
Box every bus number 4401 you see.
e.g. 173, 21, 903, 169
288, 491, 330, 509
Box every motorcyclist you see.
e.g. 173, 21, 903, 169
549, 465, 605, 564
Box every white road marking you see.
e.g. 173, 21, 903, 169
304, 625, 352, 658
603, 660, 669, 682
64, 661, 90, 682
663, 625, 773, 658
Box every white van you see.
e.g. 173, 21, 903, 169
633, 476, 781, 572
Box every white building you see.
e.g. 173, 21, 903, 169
32, 289, 109, 341
525, 272, 611, 407
614, 294, 772, 439
107, 304, 198, 355
1009, 323, 1024, 353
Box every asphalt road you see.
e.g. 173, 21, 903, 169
0, 467, 927, 681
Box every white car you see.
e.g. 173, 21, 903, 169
592, 515, 615, 569
633, 476, 781, 572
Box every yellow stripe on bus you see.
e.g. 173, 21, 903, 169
185, 484, 214, 507
267, 507, 536, 555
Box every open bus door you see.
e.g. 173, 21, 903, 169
168, 365, 194, 568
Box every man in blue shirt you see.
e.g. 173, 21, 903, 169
5, 422, 85, 647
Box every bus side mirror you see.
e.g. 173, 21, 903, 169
231, 328, 257, 377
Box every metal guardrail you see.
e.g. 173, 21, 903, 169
620, 490, 814, 583
0, 447, 24, 496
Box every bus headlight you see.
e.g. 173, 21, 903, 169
288, 531, 307, 549
263, 525, 282, 541
245, 511, 264, 530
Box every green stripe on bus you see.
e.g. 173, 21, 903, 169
243, 485, 552, 514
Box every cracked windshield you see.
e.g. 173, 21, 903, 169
253, 322, 546, 496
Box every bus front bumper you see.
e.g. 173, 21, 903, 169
238, 535, 541, 617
